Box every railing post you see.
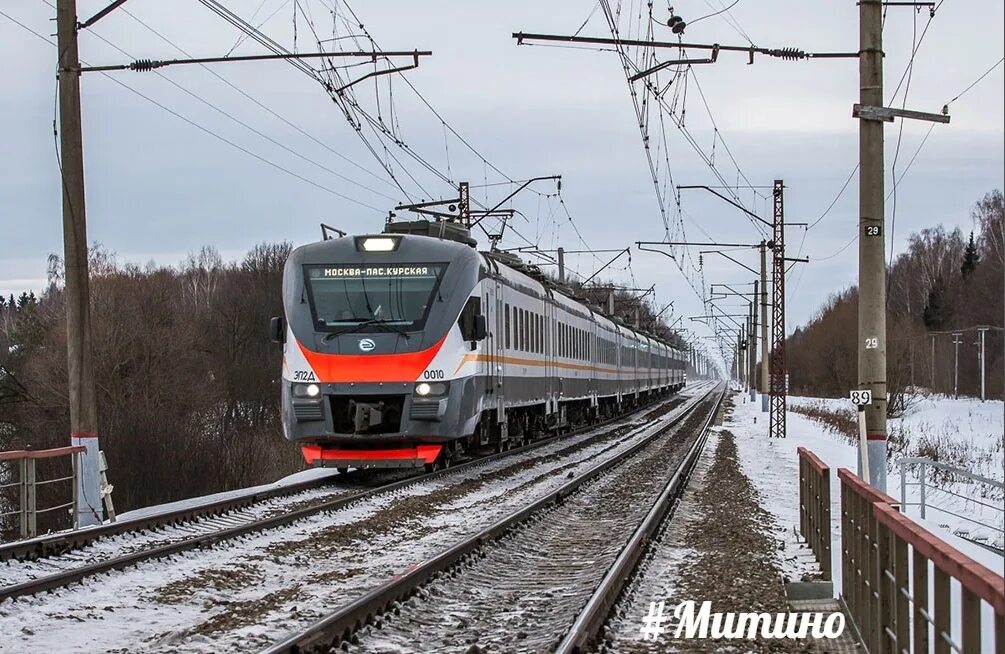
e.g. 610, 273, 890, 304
72, 449, 80, 529
18, 457, 28, 540
25, 457, 37, 539
821, 467, 832, 580
912, 547, 929, 654
962, 585, 982, 654
919, 462, 927, 520
877, 517, 894, 654
864, 494, 880, 650
899, 459, 907, 511
893, 534, 910, 653
934, 567, 951, 654
799, 455, 808, 540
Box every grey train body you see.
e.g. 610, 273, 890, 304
278, 226, 687, 468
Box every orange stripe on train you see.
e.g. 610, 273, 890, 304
297, 335, 447, 383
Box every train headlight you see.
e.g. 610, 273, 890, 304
292, 383, 321, 398
360, 237, 398, 252
414, 382, 447, 397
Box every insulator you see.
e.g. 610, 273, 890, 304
671, 20, 686, 34
769, 47, 805, 61
130, 59, 157, 72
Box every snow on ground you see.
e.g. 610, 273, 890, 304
117, 467, 340, 521
727, 391, 1003, 654
789, 393, 1004, 549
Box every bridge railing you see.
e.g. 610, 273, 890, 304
0, 446, 85, 540
818, 460, 1005, 654
872, 500, 1004, 654
798, 446, 832, 580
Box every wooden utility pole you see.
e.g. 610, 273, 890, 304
57, 0, 102, 527
857, 0, 888, 490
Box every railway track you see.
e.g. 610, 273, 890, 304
0, 385, 714, 653
262, 385, 724, 654
0, 385, 707, 604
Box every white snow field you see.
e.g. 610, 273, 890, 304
726, 391, 1003, 654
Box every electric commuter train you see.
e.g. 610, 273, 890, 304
271, 219, 687, 471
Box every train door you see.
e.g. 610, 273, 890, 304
544, 297, 553, 416
489, 276, 504, 398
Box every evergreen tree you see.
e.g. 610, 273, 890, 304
922, 278, 951, 330
961, 231, 980, 278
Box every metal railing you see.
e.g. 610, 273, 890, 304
873, 500, 1004, 654
0, 446, 85, 539
835, 462, 1005, 654
897, 456, 1005, 552
798, 446, 832, 580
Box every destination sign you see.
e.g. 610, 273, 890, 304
310, 265, 437, 279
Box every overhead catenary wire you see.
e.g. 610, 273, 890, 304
9, 4, 385, 213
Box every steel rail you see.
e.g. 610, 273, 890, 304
555, 387, 725, 653
0, 386, 700, 602
0, 466, 348, 563
261, 384, 723, 654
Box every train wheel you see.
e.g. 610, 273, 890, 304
336, 466, 349, 475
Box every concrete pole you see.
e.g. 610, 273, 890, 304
557, 247, 565, 283
979, 327, 987, 401
952, 332, 961, 399
749, 296, 757, 402
930, 333, 935, 391
739, 326, 746, 392
759, 243, 770, 412
858, 0, 887, 491
57, 0, 102, 528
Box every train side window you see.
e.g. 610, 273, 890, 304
526, 307, 534, 349
515, 309, 521, 351
504, 304, 511, 349
519, 309, 524, 351
458, 297, 481, 341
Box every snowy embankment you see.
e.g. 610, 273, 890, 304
726, 392, 1002, 653
788, 393, 1004, 550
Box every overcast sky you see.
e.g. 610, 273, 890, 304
2, 1, 1003, 365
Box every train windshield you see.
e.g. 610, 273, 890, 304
304, 264, 446, 330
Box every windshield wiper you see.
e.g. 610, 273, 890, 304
323, 318, 410, 342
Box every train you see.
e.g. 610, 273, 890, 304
271, 219, 688, 471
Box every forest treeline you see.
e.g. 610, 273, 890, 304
0, 238, 683, 535
0, 243, 303, 535
785, 189, 1004, 408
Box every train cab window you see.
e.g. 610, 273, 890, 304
303, 263, 445, 331
458, 297, 482, 341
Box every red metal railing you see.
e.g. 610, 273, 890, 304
836, 463, 1005, 653
798, 446, 832, 580
0, 446, 85, 539
873, 501, 1004, 654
